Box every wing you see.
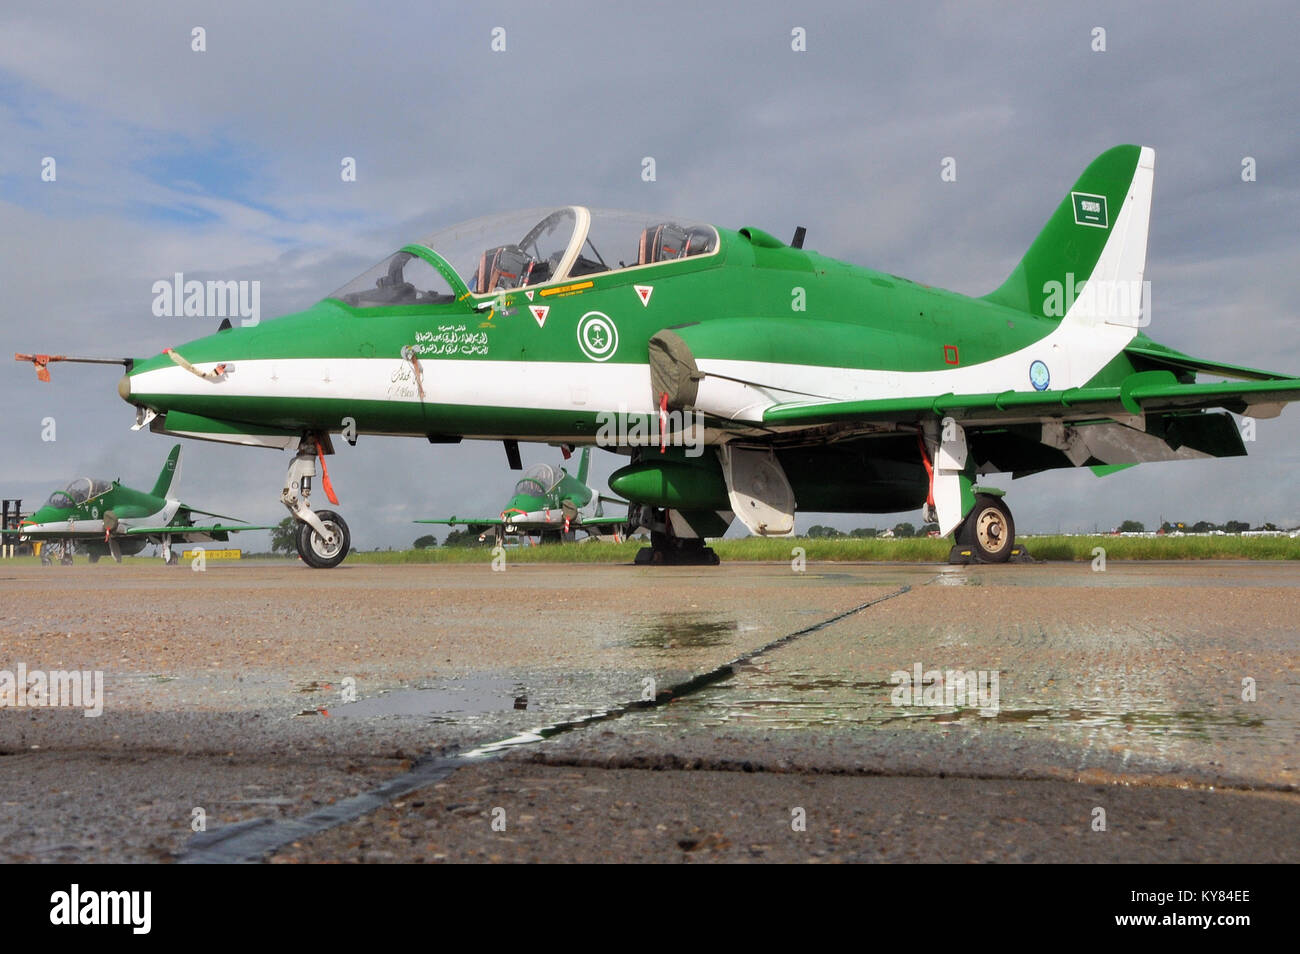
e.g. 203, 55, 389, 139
181, 506, 247, 522
124, 523, 277, 535
759, 371, 1300, 476
574, 516, 628, 527
413, 518, 508, 527
0, 526, 89, 538
762, 373, 1300, 429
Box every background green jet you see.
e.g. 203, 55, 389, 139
25, 145, 1300, 567
1, 444, 271, 564
415, 447, 627, 545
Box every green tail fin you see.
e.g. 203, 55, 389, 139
576, 446, 591, 485
151, 444, 183, 498
984, 145, 1152, 321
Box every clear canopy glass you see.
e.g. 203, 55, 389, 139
331, 250, 456, 307
331, 207, 719, 307
47, 478, 111, 508
513, 462, 560, 497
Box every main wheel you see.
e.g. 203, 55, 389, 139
296, 510, 350, 568
958, 494, 1015, 563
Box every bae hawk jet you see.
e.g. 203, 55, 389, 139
416, 446, 627, 545
21, 145, 1300, 566
1, 444, 270, 564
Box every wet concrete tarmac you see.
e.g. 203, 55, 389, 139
0, 560, 1296, 862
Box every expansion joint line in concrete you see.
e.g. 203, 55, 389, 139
179, 583, 916, 863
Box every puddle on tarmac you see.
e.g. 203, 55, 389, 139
646, 667, 1285, 747
933, 568, 981, 586
921, 705, 1267, 738
330, 678, 530, 722
619, 616, 754, 652
800, 572, 911, 586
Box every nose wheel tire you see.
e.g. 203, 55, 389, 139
957, 494, 1015, 563
296, 510, 351, 568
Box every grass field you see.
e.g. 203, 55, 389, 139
4, 535, 1295, 568
344, 534, 1300, 565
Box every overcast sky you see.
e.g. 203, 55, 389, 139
2, 1, 1298, 549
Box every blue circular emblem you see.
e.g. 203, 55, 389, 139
1029, 360, 1050, 391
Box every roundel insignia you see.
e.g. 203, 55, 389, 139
577, 311, 618, 362
1029, 359, 1050, 391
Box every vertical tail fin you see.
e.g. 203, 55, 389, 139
151, 444, 183, 498
576, 446, 591, 485
984, 145, 1154, 326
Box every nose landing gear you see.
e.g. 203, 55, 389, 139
282, 437, 351, 568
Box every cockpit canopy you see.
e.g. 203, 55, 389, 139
47, 477, 111, 509
331, 207, 718, 308
513, 462, 561, 498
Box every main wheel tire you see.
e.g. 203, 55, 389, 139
958, 494, 1015, 563
296, 510, 350, 569
88, 552, 101, 564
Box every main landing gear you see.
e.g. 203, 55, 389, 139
955, 493, 1016, 563
631, 506, 719, 566
921, 417, 1030, 565
282, 439, 351, 569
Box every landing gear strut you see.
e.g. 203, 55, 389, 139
282, 439, 350, 568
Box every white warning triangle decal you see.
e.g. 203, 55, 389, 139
529, 305, 549, 328
634, 284, 653, 306
524, 290, 534, 301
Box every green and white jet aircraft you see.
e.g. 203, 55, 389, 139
0, 444, 270, 564
415, 446, 627, 545
22, 145, 1300, 567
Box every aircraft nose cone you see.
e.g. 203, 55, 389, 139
117, 374, 131, 402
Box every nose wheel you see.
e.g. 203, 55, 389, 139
296, 509, 350, 568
